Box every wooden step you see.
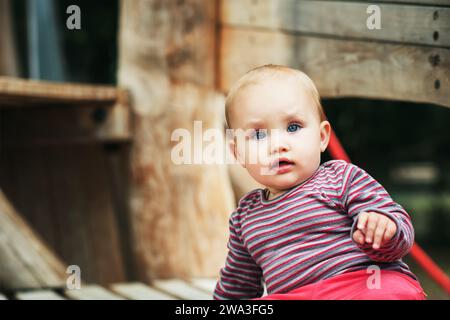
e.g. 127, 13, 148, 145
64, 284, 124, 300
1, 279, 219, 300
189, 278, 217, 294
110, 282, 176, 300
16, 289, 65, 300
152, 279, 213, 300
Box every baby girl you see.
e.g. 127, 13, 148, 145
213, 64, 425, 300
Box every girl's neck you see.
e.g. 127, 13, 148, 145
265, 188, 288, 200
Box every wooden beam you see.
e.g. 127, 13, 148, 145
220, 27, 450, 108
0, 190, 66, 290
0, 77, 121, 107
221, 0, 450, 48
0, 77, 131, 144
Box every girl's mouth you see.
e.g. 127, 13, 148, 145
270, 158, 295, 174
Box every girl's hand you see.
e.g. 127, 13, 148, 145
352, 212, 397, 250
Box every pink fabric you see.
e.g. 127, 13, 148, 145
255, 269, 426, 300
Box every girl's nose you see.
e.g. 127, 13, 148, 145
271, 144, 289, 155
269, 132, 290, 154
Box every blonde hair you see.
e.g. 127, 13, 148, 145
225, 64, 326, 129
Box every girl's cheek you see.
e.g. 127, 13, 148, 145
244, 145, 259, 162
241, 141, 272, 166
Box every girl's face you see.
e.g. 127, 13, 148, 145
229, 76, 330, 195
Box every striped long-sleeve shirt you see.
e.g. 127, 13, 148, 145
214, 160, 416, 300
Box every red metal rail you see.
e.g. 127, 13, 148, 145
327, 127, 450, 295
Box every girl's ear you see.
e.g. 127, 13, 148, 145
319, 120, 331, 152
229, 138, 246, 168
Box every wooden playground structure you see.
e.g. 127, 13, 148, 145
0, 0, 449, 298
0, 278, 217, 300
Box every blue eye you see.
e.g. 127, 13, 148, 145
251, 129, 267, 140
287, 123, 302, 132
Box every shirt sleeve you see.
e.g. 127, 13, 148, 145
342, 163, 414, 262
213, 212, 264, 300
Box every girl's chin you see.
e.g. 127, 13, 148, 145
263, 176, 301, 189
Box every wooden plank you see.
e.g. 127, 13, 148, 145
64, 284, 124, 300
152, 279, 213, 300
110, 282, 176, 300
0, 191, 66, 290
16, 290, 65, 300
221, 0, 450, 47
0, 76, 122, 107
220, 27, 450, 108
189, 278, 217, 294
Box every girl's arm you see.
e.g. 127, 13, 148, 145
342, 163, 414, 262
213, 213, 264, 300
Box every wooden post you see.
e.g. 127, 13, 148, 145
0, 190, 66, 290
118, 0, 235, 280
